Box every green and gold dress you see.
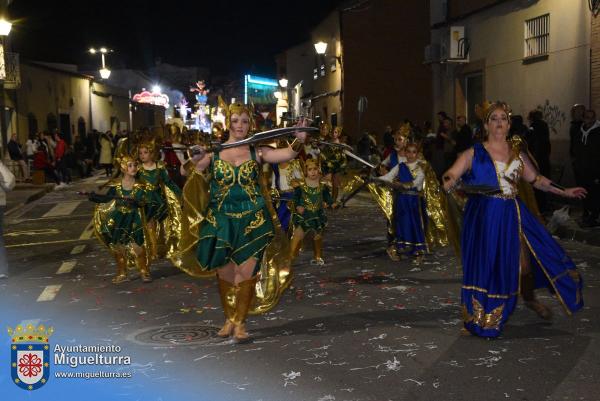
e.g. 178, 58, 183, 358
291, 181, 334, 234
137, 162, 182, 222
92, 182, 147, 248
196, 147, 274, 272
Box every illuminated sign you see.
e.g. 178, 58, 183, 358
132, 89, 170, 108
244, 74, 278, 105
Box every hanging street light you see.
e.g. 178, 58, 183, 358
89, 47, 112, 79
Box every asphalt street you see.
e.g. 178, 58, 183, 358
1, 175, 599, 401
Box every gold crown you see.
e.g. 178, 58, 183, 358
482, 101, 511, 122
218, 96, 254, 130
396, 123, 411, 138
7, 324, 54, 343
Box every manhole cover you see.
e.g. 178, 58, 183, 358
128, 324, 220, 346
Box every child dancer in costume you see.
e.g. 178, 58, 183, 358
320, 126, 348, 203
443, 101, 586, 338
271, 156, 304, 234
289, 159, 337, 266
378, 142, 427, 262
137, 142, 183, 261
90, 156, 151, 283
376, 127, 408, 260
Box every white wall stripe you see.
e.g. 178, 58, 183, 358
56, 261, 77, 275
36, 285, 62, 302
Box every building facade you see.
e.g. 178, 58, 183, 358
429, 0, 591, 169
280, 0, 432, 143
11, 62, 130, 146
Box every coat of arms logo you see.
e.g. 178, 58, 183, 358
7, 323, 54, 390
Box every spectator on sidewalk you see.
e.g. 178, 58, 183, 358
33, 142, 60, 185
569, 104, 586, 188
577, 109, 600, 227
382, 125, 394, 158
54, 131, 71, 187
452, 115, 473, 155
509, 115, 529, 138
7, 133, 31, 181
99, 131, 114, 177
44, 131, 57, 162
526, 110, 552, 213
0, 159, 16, 277
25, 135, 37, 163
73, 134, 92, 177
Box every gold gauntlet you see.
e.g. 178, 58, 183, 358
290, 138, 304, 153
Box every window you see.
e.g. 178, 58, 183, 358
524, 14, 549, 59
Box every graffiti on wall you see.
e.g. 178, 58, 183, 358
536, 99, 566, 135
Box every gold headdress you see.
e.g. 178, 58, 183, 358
304, 158, 321, 174
483, 101, 512, 122
218, 96, 253, 130
119, 155, 138, 173
395, 122, 411, 138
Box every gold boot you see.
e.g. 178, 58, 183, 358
289, 232, 303, 260
112, 250, 128, 284
146, 222, 158, 260
136, 248, 153, 283
232, 277, 257, 343
216, 277, 235, 338
521, 272, 552, 320
310, 234, 325, 266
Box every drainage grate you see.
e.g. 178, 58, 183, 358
128, 324, 220, 346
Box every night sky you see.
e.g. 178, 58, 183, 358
7, 0, 343, 77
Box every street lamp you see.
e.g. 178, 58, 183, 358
89, 47, 112, 79
0, 18, 11, 36
314, 41, 328, 55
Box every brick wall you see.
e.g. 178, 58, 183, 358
342, 0, 432, 143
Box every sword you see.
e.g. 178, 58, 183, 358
342, 149, 376, 169
311, 139, 354, 153
310, 139, 375, 169
368, 178, 420, 195
188, 126, 320, 155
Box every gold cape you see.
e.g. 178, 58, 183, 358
172, 161, 293, 315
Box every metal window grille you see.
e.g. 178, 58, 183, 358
524, 14, 549, 58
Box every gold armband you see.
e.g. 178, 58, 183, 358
290, 138, 305, 153
529, 175, 542, 185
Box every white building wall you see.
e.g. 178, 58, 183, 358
431, 0, 591, 169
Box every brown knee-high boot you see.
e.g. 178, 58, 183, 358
135, 248, 153, 283
521, 271, 552, 320
112, 250, 128, 284
232, 276, 257, 343
311, 234, 325, 265
216, 277, 235, 338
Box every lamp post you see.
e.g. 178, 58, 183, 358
89, 47, 112, 79
0, 16, 12, 156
